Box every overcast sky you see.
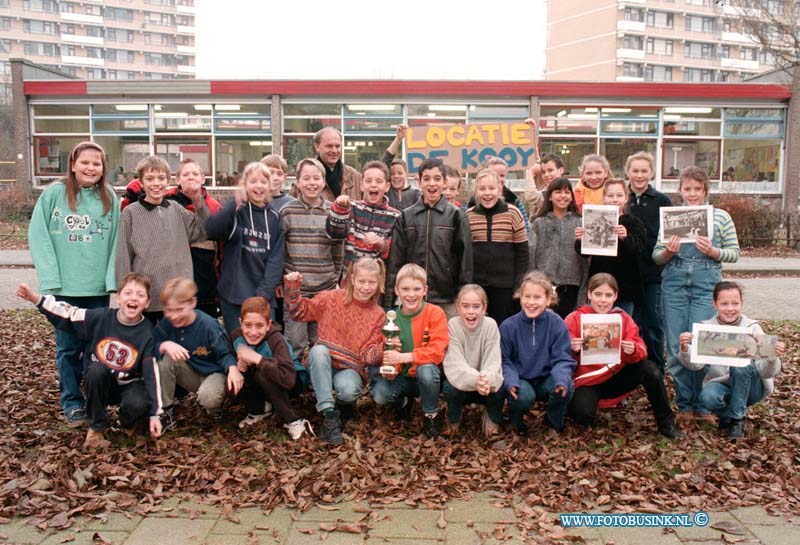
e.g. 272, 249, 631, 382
195, 0, 548, 80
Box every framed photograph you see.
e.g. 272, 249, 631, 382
659, 205, 713, 243
581, 205, 619, 256
690, 323, 780, 367
580, 313, 622, 365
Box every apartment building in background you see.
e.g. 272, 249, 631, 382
0, 0, 195, 99
546, 0, 778, 82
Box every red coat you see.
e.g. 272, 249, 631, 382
564, 305, 647, 408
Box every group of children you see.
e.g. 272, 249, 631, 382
22, 134, 786, 449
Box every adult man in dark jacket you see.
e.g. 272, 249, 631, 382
386, 158, 472, 317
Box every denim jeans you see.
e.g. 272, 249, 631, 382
442, 379, 504, 424
634, 282, 665, 371
307, 345, 363, 412
53, 295, 109, 415
506, 374, 573, 432
699, 364, 765, 421
661, 259, 720, 413
372, 364, 442, 415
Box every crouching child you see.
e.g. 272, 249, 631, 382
233, 295, 313, 440
155, 278, 244, 429
373, 263, 448, 439
16, 273, 162, 448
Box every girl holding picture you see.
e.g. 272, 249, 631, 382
653, 166, 740, 426
677, 281, 785, 441
565, 273, 683, 439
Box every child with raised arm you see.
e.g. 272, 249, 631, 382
284, 257, 385, 444
16, 274, 162, 448
205, 161, 285, 335
281, 158, 344, 356
565, 273, 683, 439
679, 281, 785, 440
500, 272, 575, 436
373, 264, 448, 439
654, 166, 740, 425
233, 296, 313, 440
326, 160, 400, 269
466, 168, 529, 324
575, 178, 647, 315
28, 141, 119, 428
155, 278, 244, 429
383, 124, 421, 211
529, 177, 587, 318
443, 284, 504, 438
116, 155, 209, 323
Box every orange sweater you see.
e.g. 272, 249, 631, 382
285, 277, 384, 378
391, 301, 449, 378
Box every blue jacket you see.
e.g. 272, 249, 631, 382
206, 199, 285, 306
155, 310, 236, 375
499, 309, 576, 392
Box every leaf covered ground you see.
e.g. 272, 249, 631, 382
1, 310, 798, 530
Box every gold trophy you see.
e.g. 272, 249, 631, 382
382, 310, 400, 351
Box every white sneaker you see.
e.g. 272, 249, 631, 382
284, 419, 315, 440
239, 413, 269, 429
264, 401, 273, 416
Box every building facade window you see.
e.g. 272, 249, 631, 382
23, 41, 58, 56
623, 62, 643, 78
647, 11, 674, 28
646, 38, 673, 55
623, 35, 644, 50
23, 19, 57, 34
685, 42, 715, 59
23, 0, 57, 13
645, 65, 673, 81
624, 7, 645, 21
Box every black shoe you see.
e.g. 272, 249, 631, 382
422, 414, 441, 439
727, 419, 744, 441
321, 410, 344, 445
718, 418, 732, 430
160, 406, 176, 433
658, 421, 686, 439
394, 397, 416, 421
514, 422, 529, 437
337, 402, 357, 423
65, 407, 88, 429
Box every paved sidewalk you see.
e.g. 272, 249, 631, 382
0, 494, 798, 545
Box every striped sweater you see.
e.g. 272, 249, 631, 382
284, 276, 384, 378
652, 207, 739, 265
326, 197, 400, 266
116, 198, 208, 312
467, 201, 529, 289
281, 196, 343, 296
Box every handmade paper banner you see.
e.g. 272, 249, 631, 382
405, 122, 537, 174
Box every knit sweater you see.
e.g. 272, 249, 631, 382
29, 182, 119, 296
281, 196, 343, 296
529, 211, 586, 287
467, 201, 529, 290
326, 196, 400, 266
653, 207, 740, 265
115, 197, 208, 312
499, 309, 576, 392
679, 314, 781, 397
443, 315, 503, 392
205, 199, 285, 307
390, 301, 449, 378
285, 276, 384, 378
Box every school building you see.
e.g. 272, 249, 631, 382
9, 58, 796, 212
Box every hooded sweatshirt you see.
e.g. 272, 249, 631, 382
205, 199, 285, 307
